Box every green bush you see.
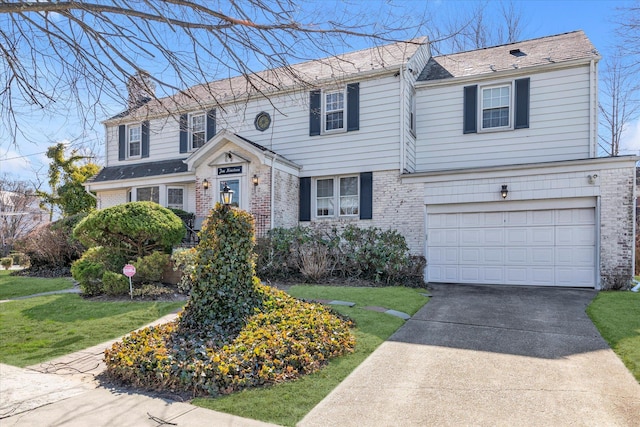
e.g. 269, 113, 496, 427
104, 284, 354, 396
71, 258, 104, 296
10, 252, 25, 266
178, 204, 263, 340
171, 247, 197, 294
133, 251, 170, 283
132, 284, 176, 299
73, 202, 185, 259
103, 271, 130, 296
1, 257, 13, 270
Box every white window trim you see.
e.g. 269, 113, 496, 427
313, 175, 360, 219
167, 186, 185, 210
127, 124, 142, 159
189, 112, 206, 151
478, 82, 514, 132
322, 87, 348, 134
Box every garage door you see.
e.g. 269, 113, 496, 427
427, 208, 596, 287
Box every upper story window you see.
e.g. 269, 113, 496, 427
309, 83, 359, 136
463, 78, 529, 134
127, 125, 141, 158
324, 90, 345, 132
118, 121, 149, 161
481, 85, 510, 130
315, 175, 359, 218
190, 113, 206, 150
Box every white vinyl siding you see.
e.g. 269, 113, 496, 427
415, 66, 592, 172
105, 76, 403, 175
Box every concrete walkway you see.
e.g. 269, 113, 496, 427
1, 312, 278, 427
299, 284, 640, 426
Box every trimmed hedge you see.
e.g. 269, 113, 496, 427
104, 284, 354, 396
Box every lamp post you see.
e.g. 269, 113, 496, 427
220, 182, 234, 206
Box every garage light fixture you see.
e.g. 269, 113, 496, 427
501, 185, 509, 199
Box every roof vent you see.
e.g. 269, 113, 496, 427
509, 48, 526, 57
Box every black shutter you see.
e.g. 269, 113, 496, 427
463, 85, 477, 134
309, 90, 321, 136
179, 114, 188, 153
141, 121, 149, 158
206, 109, 216, 141
347, 82, 360, 132
299, 177, 311, 221
118, 125, 126, 160
359, 172, 373, 220
514, 78, 530, 129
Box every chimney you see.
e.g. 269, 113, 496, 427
127, 70, 155, 109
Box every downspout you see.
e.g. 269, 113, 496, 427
589, 59, 597, 158
399, 65, 406, 173
270, 153, 278, 230
84, 183, 99, 208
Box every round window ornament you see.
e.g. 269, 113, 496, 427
254, 112, 271, 131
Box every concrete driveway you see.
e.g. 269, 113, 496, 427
299, 284, 640, 426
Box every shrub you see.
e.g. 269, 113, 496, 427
103, 270, 130, 296
104, 284, 354, 396
15, 213, 86, 271
1, 257, 12, 270
171, 247, 197, 294
178, 204, 263, 341
73, 202, 185, 259
71, 258, 105, 296
133, 251, 170, 283
132, 284, 176, 299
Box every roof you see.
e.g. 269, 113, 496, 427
108, 37, 427, 122
417, 31, 599, 82
90, 158, 189, 183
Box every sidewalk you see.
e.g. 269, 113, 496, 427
0, 312, 279, 427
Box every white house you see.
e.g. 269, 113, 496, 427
86, 30, 636, 289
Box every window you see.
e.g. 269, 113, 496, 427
324, 90, 345, 131
309, 83, 359, 136
167, 187, 184, 210
136, 186, 159, 203
409, 88, 416, 135
128, 125, 141, 157
463, 79, 529, 134
481, 85, 510, 129
315, 176, 359, 218
190, 113, 205, 149
316, 178, 334, 217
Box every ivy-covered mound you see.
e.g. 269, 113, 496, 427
104, 204, 354, 396
104, 285, 354, 396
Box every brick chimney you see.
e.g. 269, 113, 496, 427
126, 70, 155, 109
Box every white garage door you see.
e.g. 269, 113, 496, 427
427, 208, 596, 287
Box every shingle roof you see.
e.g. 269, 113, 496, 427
90, 158, 188, 182
108, 37, 427, 122
418, 31, 599, 82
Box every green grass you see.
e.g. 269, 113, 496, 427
587, 291, 640, 382
0, 270, 75, 299
0, 294, 184, 367
192, 285, 428, 426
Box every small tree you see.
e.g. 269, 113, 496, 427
178, 203, 263, 341
73, 202, 184, 259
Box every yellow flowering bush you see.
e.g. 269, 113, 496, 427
104, 284, 355, 396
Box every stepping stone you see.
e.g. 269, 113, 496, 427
328, 300, 356, 307
420, 293, 432, 298
384, 309, 411, 320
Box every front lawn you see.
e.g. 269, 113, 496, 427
192, 285, 428, 426
0, 270, 74, 299
587, 291, 640, 382
0, 294, 184, 367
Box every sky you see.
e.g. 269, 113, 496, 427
1, 0, 638, 187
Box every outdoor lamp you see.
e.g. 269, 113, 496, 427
252, 174, 259, 186
501, 184, 509, 199
202, 178, 210, 190
221, 183, 234, 205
